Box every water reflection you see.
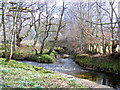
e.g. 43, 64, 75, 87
74, 71, 120, 89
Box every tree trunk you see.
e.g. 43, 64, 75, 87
7, 9, 16, 62
118, 17, 120, 52
2, 2, 8, 61
16, 37, 22, 47
94, 44, 98, 53
33, 39, 38, 55
103, 43, 107, 54
13, 32, 16, 51
112, 40, 117, 53
118, 2, 120, 52
7, 34, 14, 62
108, 45, 111, 53
33, 33, 38, 51
40, 18, 53, 54
40, 40, 45, 54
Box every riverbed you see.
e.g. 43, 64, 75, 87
21, 57, 120, 89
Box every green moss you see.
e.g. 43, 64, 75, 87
54, 47, 65, 53
31, 54, 53, 63
75, 54, 120, 73
0, 44, 19, 52
54, 47, 64, 51
27, 50, 57, 63
11, 49, 57, 63
0, 58, 44, 71
43, 49, 49, 53
0, 42, 59, 63
12, 50, 34, 60
0, 44, 9, 50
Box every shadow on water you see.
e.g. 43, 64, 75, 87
21, 57, 120, 89
74, 71, 120, 89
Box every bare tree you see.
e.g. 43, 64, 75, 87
6, 2, 17, 61
9, 2, 34, 47
47, 1, 65, 54
118, 2, 120, 52
40, 1, 55, 54
30, 2, 44, 54
1, 1, 8, 61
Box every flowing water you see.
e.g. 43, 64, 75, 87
21, 57, 120, 89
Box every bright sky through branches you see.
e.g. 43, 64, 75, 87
0, 0, 119, 19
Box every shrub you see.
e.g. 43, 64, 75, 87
0, 51, 4, 58
50, 50, 58, 59
54, 47, 65, 54
31, 54, 53, 63
0, 44, 11, 51
12, 50, 34, 60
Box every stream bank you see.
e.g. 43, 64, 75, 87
75, 54, 120, 75
21, 55, 120, 89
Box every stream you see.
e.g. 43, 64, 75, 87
21, 57, 120, 89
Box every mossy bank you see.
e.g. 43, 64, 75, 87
0, 58, 86, 88
0, 46, 58, 63
12, 50, 57, 63
75, 54, 120, 74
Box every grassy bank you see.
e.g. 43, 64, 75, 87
0, 58, 86, 88
75, 54, 120, 74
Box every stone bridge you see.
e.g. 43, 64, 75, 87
49, 40, 82, 54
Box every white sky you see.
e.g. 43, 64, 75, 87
1, 0, 120, 18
